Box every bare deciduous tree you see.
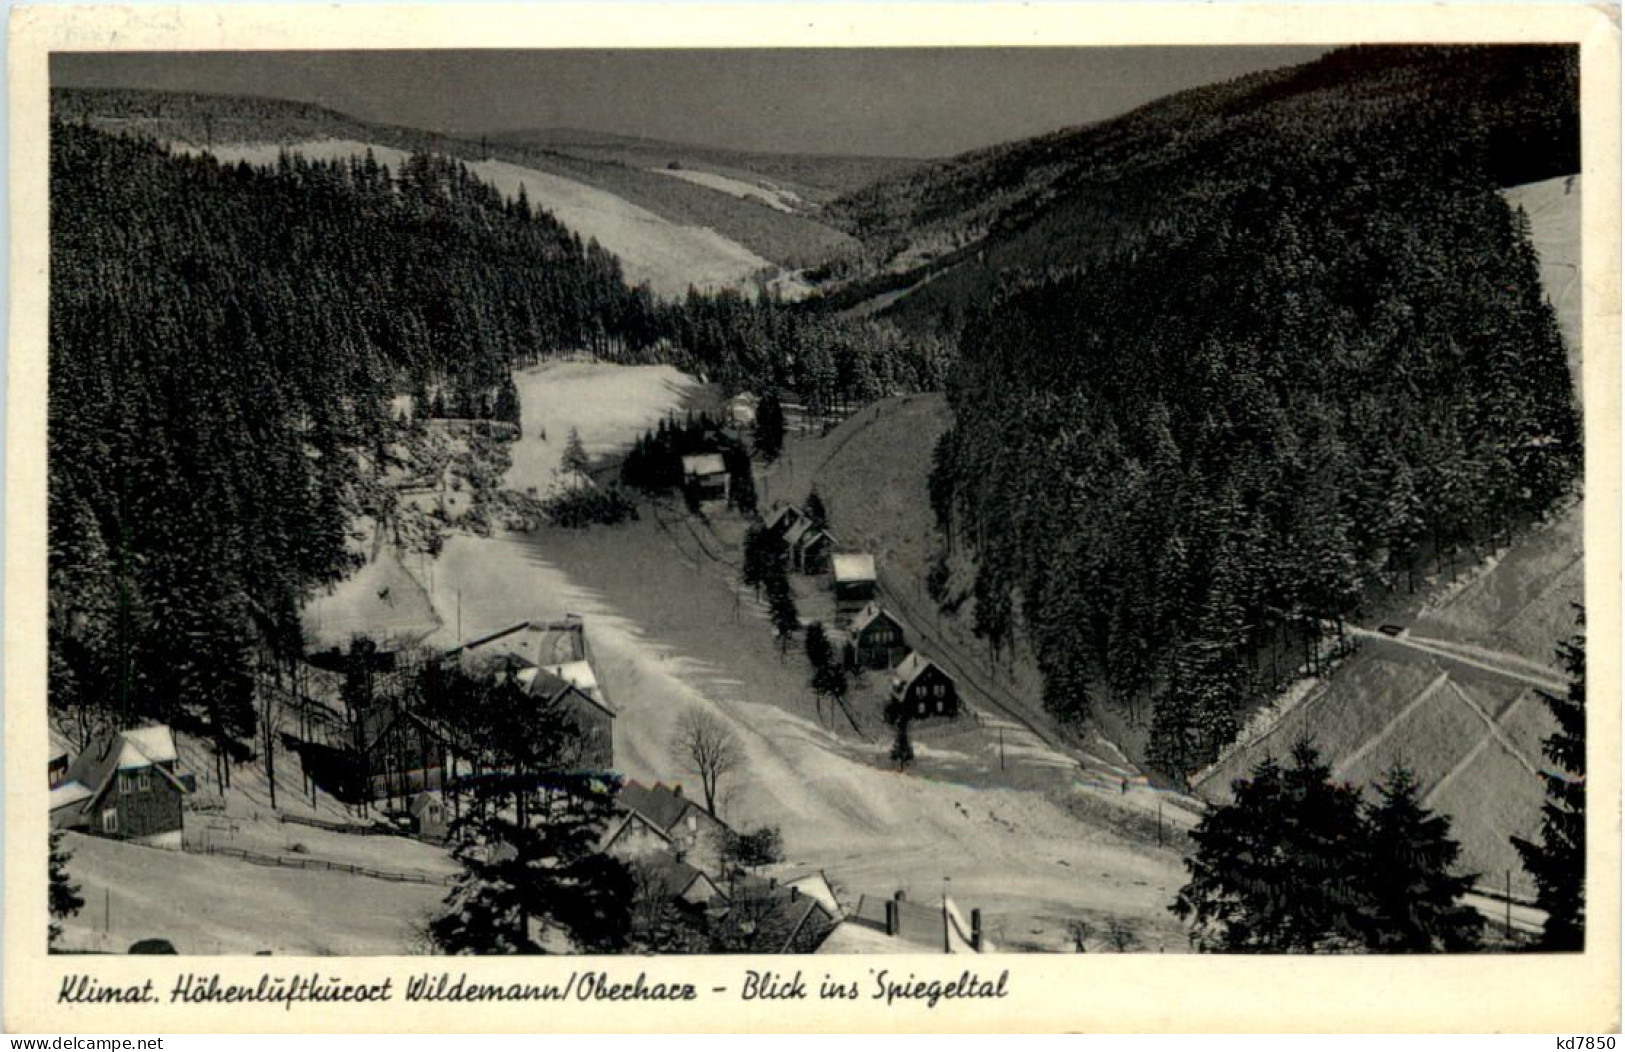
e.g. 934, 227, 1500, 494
671, 708, 742, 815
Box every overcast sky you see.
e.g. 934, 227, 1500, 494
53, 48, 1330, 158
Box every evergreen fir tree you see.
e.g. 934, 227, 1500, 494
48, 830, 84, 948
1357, 764, 1482, 952
561, 427, 591, 476
890, 717, 915, 771
804, 487, 829, 532
804, 622, 832, 671
1172, 741, 1366, 952
754, 393, 785, 461
1512, 611, 1586, 950
431, 773, 634, 955
766, 573, 799, 655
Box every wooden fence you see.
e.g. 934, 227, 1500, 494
184, 841, 457, 887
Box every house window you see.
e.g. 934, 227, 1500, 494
118, 773, 131, 795
917, 701, 927, 718
135, 771, 150, 793
101, 809, 118, 834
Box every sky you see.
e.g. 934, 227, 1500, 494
51, 47, 1331, 158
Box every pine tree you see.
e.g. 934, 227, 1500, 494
890, 717, 915, 771
804, 622, 832, 671
1512, 611, 1586, 950
431, 773, 634, 955
754, 390, 786, 461
766, 573, 799, 655
561, 427, 591, 476
1172, 741, 1366, 952
754, 395, 786, 461
1356, 764, 1482, 951
804, 488, 829, 532
48, 830, 84, 948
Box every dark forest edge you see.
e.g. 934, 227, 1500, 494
48, 120, 945, 767
922, 45, 1581, 781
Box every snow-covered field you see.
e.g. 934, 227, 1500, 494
178, 139, 805, 300
56, 832, 444, 955
402, 361, 1190, 950
649, 166, 805, 213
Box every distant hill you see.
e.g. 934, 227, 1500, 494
485, 126, 922, 203
819, 45, 1580, 326
51, 87, 860, 271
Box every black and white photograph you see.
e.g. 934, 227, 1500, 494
29, 30, 1600, 977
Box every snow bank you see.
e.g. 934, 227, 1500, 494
649, 167, 806, 213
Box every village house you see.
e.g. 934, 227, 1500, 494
616, 781, 731, 877
831, 552, 878, 606
890, 652, 961, 721
519, 666, 616, 773
763, 503, 803, 538
785, 519, 833, 574
408, 790, 449, 840
51, 725, 193, 850
680, 453, 730, 503
723, 874, 840, 953
848, 603, 907, 670
634, 853, 726, 908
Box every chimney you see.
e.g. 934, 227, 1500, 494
885, 899, 898, 937
790, 887, 800, 902
672, 784, 683, 798
894, 889, 906, 903
971, 908, 983, 952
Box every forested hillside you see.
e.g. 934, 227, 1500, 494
52, 88, 864, 271
926, 59, 1581, 778
48, 122, 946, 764
823, 45, 1579, 327
46, 122, 664, 757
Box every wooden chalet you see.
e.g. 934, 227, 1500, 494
722, 875, 839, 954
763, 504, 804, 538
890, 652, 960, 720
847, 603, 906, 670
831, 552, 878, 604
52, 725, 193, 849
681, 453, 730, 503
615, 781, 731, 876
785, 519, 833, 575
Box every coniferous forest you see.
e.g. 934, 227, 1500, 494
928, 83, 1581, 778
48, 121, 947, 760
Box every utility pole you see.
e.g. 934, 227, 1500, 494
1157, 799, 1164, 848
999, 728, 1005, 771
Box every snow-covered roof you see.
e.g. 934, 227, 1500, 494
891, 651, 942, 692
50, 781, 93, 812
783, 871, 842, 916
119, 725, 178, 766
764, 505, 802, 531
849, 603, 899, 636
541, 660, 600, 699
831, 553, 876, 584
681, 454, 727, 477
